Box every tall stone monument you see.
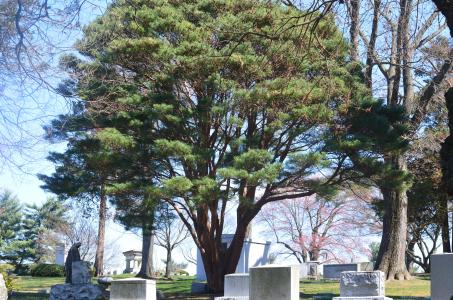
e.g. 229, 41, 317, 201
49, 243, 105, 300
55, 243, 65, 266
431, 253, 453, 300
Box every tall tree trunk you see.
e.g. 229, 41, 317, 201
200, 219, 249, 292
441, 88, 453, 252
440, 192, 451, 253
405, 237, 416, 270
137, 225, 155, 279
365, 0, 380, 89
94, 185, 106, 277
431, 0, 453, 36
349, 0, 360, 61
310, 248, 320, 261
165, 247, 171, 278
375, 155, 411, 280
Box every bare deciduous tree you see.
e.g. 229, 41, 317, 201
155, 205, 190, 278
338, 0, 452, 279
0, 0, 103, 169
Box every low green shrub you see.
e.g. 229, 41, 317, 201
30, 264, 64, 277
0, 264, 14, 274
174, 269, 189, 276
15, 265, 31, 276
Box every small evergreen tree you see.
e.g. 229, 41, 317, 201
0, 196, 67, 273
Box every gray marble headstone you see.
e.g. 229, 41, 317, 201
71, 261, 91, 284
324, 264, 359, 279
249, 265, 299, 300
431, 253, 453, 300
333, 271, 392, 300
340, 271, 384, 297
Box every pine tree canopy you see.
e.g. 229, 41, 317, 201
54, 0, 409, 289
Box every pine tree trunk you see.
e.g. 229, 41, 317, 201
375, 155, 411, 280
405, 237, 416, 270
94, 186, 106, 277
165, 248, 171, 278
201, 221, 249, 292
137, 226, 154, 279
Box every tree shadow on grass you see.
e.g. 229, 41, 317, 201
300, 292, 339, 299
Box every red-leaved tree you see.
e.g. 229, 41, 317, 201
259, 191, 381, 263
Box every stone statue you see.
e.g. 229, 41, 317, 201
50, 242, 105, 300
65, 242, 81, 283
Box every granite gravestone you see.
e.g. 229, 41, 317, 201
333, 271, 392, 300
323, 264, 359, 279
431, 253, 453, 300
49, 243, 105, 300
249, 265, 299, 300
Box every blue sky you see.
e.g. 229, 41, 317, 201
0, 0, 149, 273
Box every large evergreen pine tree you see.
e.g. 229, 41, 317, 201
59, 0, 408, 291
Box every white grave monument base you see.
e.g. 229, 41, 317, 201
333, 271, 392, 300
0, 274, 7, 300
110, 278, 156, 300
249, 265, 299, 300
215, 273, 249, 300
431, 253, 453, 300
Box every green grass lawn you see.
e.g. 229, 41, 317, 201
299, 277, 430, 299
10, 275, 431, 299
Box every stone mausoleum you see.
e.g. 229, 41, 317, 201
196, 234, 272, 281
123, 250, 142, 274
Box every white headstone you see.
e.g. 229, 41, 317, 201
110, 278, 156, 300
333, 271, 392, 300
249, 265, 299, 300
0, 274, 7, 300
431, 253, 453, 300
215, 273, 249, 300
55, 243, 65, 266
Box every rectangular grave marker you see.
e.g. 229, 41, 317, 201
249, 265, 299, 300
333, 271, 392, 300
215, 273, 249, 300
431, 253, 453, 300
110, 278, 156, 300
